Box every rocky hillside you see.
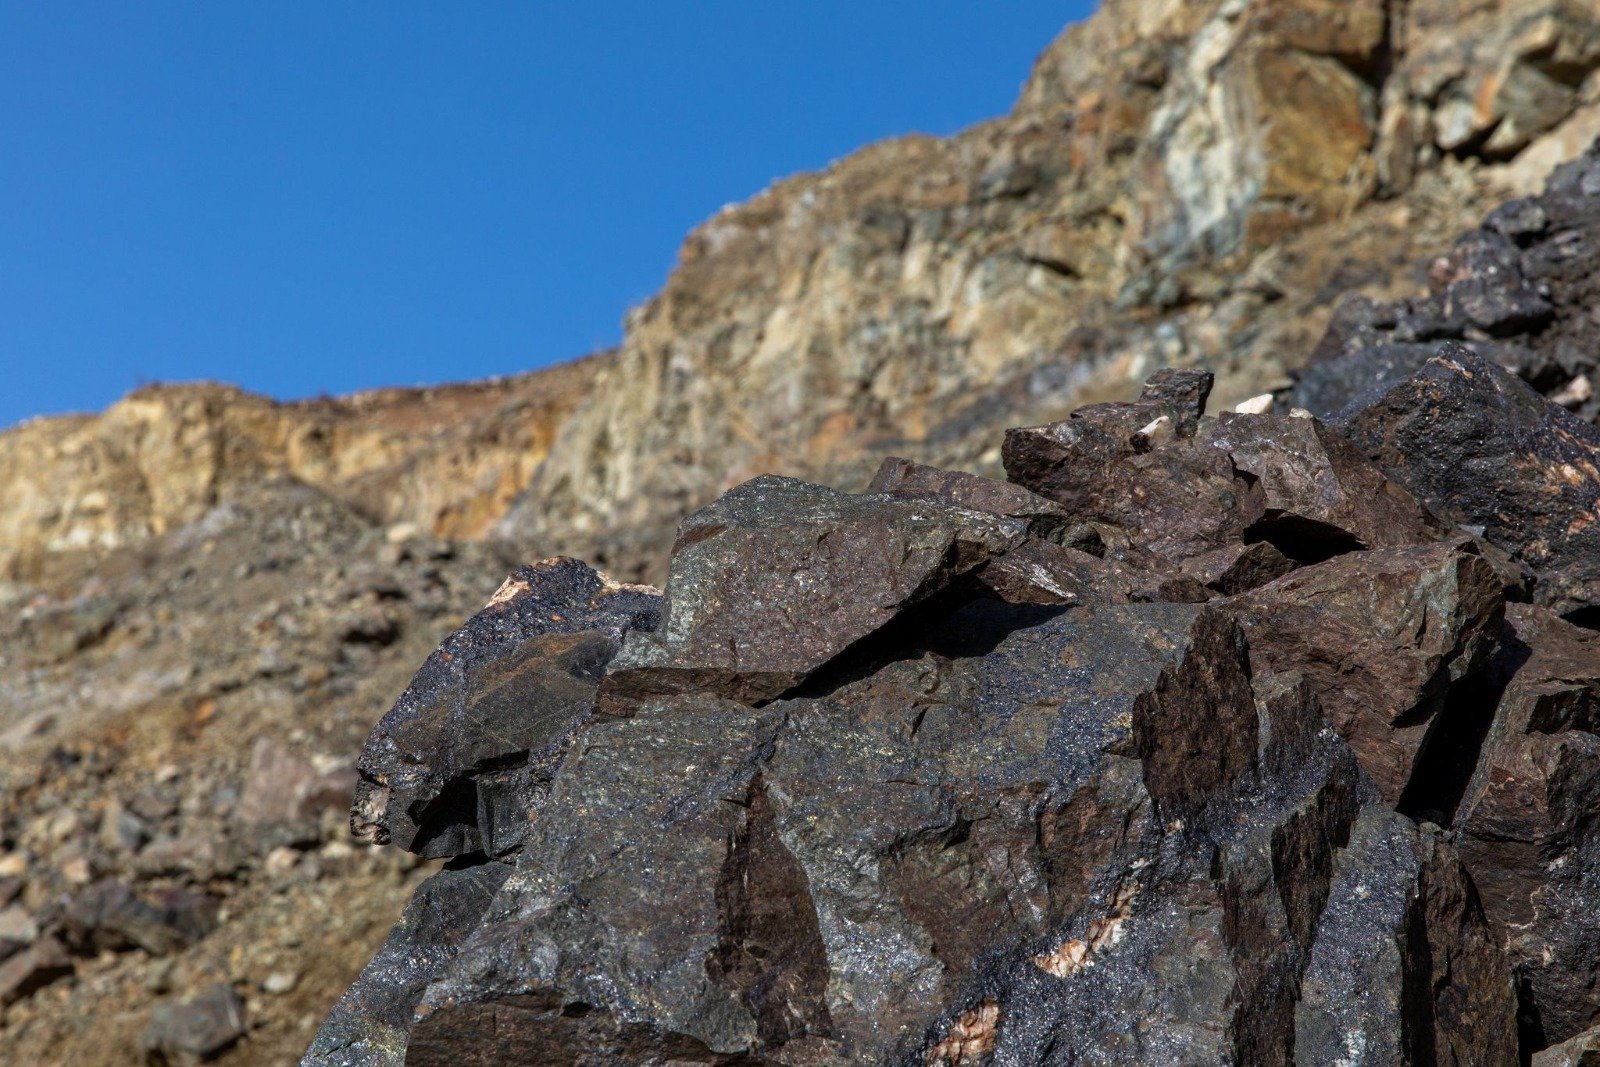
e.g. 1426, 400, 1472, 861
0, 358, 601, 586
5, 1, 1600, 1064
505, 0, 1600, 579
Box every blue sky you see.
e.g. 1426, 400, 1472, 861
0, 4, 1095, 430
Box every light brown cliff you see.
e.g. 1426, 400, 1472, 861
504, 0, 1600, 579
0, 357, 602, 584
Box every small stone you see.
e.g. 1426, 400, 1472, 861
142, 983, 247, 1062
0, 905, 38, 946
0, 935, 72, 1006
262, 970, 298, 996
263, 846, 300, 876
59, 855, 92, 885
144, 957, 176, 994
1550, 374, 1594, 408
1232, 393, 1276, 414
0, 853, 26, 879
99, 804, 151, 854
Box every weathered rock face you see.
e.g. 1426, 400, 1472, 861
504, 0, 1600, 583
0, 360, 602, 584
317, 362, 1600, 1064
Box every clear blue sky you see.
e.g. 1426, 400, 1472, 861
0, 4, 1094, 430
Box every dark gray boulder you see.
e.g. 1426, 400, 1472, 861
350, 556, 662, 859
1336, 347, 1600, 617
314, 366, 1597, 1064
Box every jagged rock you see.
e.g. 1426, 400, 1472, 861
350, 557, 662, 859
321, 414, 1560, 1061
1005, 392, 1450, 587
303, 861, 512, 1067
142, 983, 248, 1064
1336, 346, 1600, 616
601, 475, 1027, 708
1296, 807, 1518, 1066
863, 458, 1129, 607
1003, 419, 1254, 576
1177, 542, 1298, 597
1290, 341, 1440, 420
1224, 542, 1505, 807
1000, 369, 1216, 514
974, 538, 1135, 607
385, 599, 1258, 1063
1297, 145, 1600, 433
866, 456, 1068, 540
1197, 411, 1449, 561
1538, 1024, 1600, 1066
1454, 603, 1600, 1046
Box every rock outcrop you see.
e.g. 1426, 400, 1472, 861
313, 358, 1600, 1064
0, 359, 601, 585
504, 0, 1600, 582
8, 5, 1600, 1065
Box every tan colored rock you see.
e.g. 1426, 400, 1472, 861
504, 0, 1600, 581
0, 360, 600, 580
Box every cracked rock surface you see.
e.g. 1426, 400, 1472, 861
314, 358, 1600, 1065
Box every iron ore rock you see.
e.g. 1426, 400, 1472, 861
311, 362, 1600, 1065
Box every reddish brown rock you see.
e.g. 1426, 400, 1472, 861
1225, 543, 1506, 806
1199, 411, 1449, 562
602, 475, 1027, 707
1454, 603, 1600, 1046
1338, 347, 1600, 617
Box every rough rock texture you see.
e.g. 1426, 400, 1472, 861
10, 5, 1600, 1065
505, 0, 1600, 584
1338, 347, 1600, 616
350, 557, 662, 859
0, 361, 602, 584
317, 363, 1600, 1064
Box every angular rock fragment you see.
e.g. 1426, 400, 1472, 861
601, 475, 1026, 707
386, 603, 1233, 1062
0, 934, 71, 1007
143, 983, 247, 1064
324, 357, 1600, 1063
236, 737, 354, 835
974, 538, 1133, 607
1005, 371, 1448, 585
1296, 808, 1518, 1066
1225, 542, 1505, 805
351, 556, 662, 858
1000, 369, 1213, 499
866, 455, 1068, 539
1004, 419, 1254, 573
1454, 603, 1600, 1046
1177, 541, 1297, 597
1337, 347, 1600, 616
1199, 410, 1448, 561
302, 861, 512, 1067
1290, 340, 1438, 418
59, 879, 216, 956
0, 903, 36, 962
1537, 1024, 1600, 1067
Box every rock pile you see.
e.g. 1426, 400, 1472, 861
310, 351, 1600, 1063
